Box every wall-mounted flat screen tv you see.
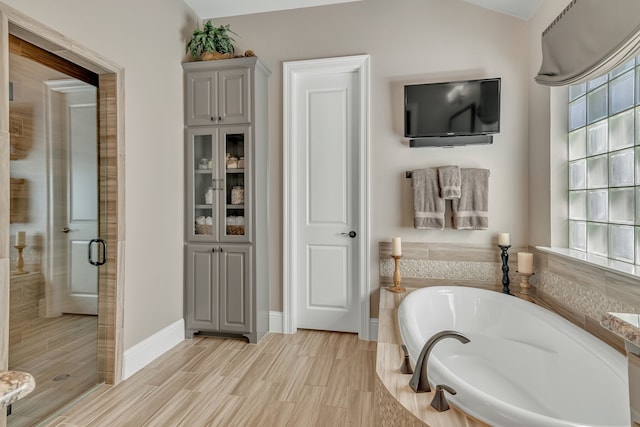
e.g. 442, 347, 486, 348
404, 78, 501, 138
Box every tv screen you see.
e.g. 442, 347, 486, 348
404, 78, 501, 138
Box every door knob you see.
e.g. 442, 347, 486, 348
61, 227, 71, 233
340, 231, 357, 238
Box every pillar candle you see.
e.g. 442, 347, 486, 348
517, 252, 534, 274
498, 232, 510, 246
15, 231, 25, 246
391, 237, 402, 256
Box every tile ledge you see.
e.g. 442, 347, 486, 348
536, 246, 640, 281
601, 313, 640, 348
0, 371, 35, 408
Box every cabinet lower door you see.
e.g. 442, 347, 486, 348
186, 245, 219, 331
219, 245, 252, 333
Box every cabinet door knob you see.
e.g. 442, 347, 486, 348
212, 248, 217, 253
210, 116, 215, 122
220, 247, 224, 253
218, 116, 222, 122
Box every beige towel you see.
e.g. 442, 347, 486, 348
438, 166, 461, 199
451, 168, 489, 230
412, 169, 445, 230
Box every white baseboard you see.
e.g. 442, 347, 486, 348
268, 311, 378, 341
122, 318, 184, 380
269, 311, 283, 333
369, 318, 378, 341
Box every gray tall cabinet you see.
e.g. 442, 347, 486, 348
182, 57, 270, 343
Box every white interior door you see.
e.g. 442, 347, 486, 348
48, 81, 98, 315
294, 70, 360, 332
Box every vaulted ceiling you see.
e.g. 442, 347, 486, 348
184, 0, 543, 20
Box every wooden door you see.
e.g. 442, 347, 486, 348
293, 68, 360, 333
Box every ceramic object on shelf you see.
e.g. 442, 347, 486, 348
231, 186, 244, 205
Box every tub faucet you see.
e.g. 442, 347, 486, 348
409, 330, 470, 393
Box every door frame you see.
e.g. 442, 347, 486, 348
282, 55, 370, 340
0, 5, 124, 388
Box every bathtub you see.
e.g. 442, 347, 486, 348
398, 286, 630, 427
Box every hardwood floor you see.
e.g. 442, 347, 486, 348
8, 314, 98, 427
45, 330, 377, 426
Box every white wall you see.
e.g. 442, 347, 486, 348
527, 0, 572, 247
2, 0, 198, 349
215, 0, 531, 312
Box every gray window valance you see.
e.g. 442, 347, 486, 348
535, 0, 640, 86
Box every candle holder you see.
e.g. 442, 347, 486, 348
518, 271, 535, 293
499, 245, 511, 295
13, 244, 27, 275
387, 255, 406, 293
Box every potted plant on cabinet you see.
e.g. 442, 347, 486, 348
186, 21, 237, 60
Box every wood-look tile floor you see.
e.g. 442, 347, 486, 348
44, 330, 377, 427
8, 314, 98, 427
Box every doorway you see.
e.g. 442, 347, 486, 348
1, 8, 123, 426
283, 55, 371, 339
7, 42, 100, 426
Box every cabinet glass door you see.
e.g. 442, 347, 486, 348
220, 126, 250, 242
188, 129, 218, 241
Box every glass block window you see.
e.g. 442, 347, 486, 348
568, 57, 640, 263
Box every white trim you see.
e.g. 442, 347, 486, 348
282, 55, 371, 339
269, 311, 284, 333
122, 319, 185, 380
369, 318, 378, 341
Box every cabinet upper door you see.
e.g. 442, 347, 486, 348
218, 68, 250, 125
186, 128, 220, 242
186, 71, 219, 126
219, 126, 251, 243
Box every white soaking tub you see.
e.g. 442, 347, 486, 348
398, 286, 630, 427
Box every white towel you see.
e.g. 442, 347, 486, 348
438, 166, 461, 199
451, 168, 489, 230
412, 168, 445, 230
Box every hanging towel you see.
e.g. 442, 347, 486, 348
451, 168, 490, 230
438, 165, 461, 199
412, 168, 445, 230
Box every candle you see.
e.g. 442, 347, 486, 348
498, 232, 510, 246
391, 237, 402, 256
15, 231, 25, 246
517, 252, 534, 275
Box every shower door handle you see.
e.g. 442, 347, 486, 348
88, 238, 107, 266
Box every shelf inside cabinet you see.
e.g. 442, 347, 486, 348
195, 204, 214, 209
227, 205, 245, 209
195, 169, 213, 174
226, 168, 245, 174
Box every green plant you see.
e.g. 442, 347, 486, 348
186, 21, 237, 58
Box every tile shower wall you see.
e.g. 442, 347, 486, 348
378, 242, 640, 353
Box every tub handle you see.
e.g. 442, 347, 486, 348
431, 384, 457, 412
400, 344, 413, 374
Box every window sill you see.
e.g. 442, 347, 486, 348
536, 246, 640, 282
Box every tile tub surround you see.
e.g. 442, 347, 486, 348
378, 242, 628, 354
0, 371, 35, 407
376, 288, 489, 427
378, 242, 529, 290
